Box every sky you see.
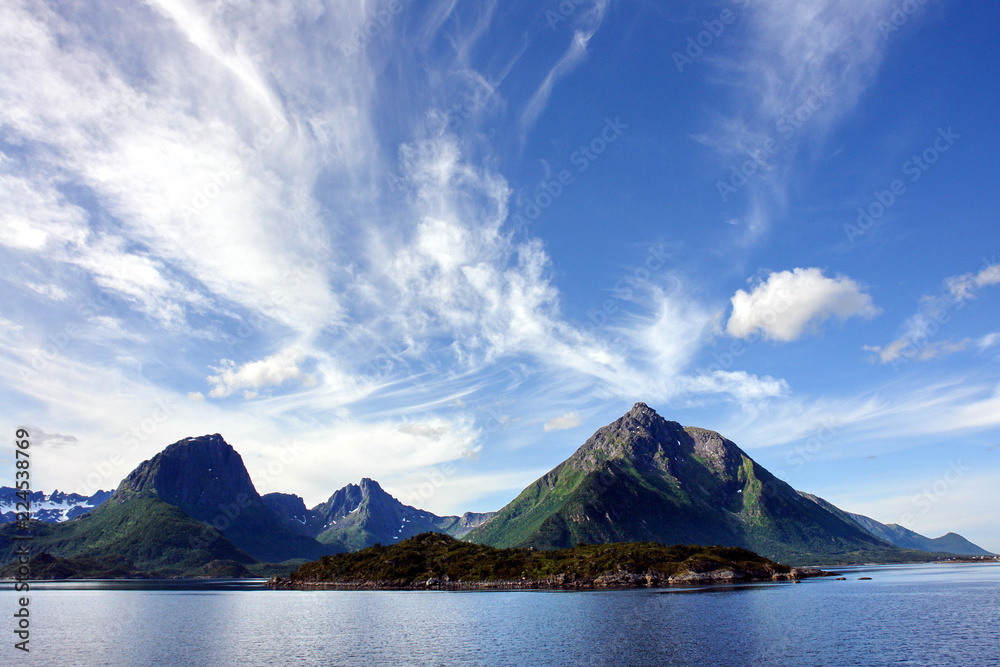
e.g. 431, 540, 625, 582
1, 0, 998, 552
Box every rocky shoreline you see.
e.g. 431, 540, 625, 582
268, 566, 832, 590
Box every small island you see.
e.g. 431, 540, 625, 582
268, 532, 831, 590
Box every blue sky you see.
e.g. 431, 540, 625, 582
2, 0, 998, 552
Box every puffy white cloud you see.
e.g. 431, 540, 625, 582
726, 268, 879, 342
543, 411, 582, 432
207, 347, 315, 399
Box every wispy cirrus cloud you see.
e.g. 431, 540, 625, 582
865, 263, 1000, 364
517, 0, 608, 149
701, 0, 918, 241
0, 0, 862, 510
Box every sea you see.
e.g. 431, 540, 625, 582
4, 562, 998, 666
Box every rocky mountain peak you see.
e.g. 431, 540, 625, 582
359, 478, 386, 494
571, 402, 687, 469
114, 434, 260, 518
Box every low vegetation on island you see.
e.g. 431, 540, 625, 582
269, 532, 829, 589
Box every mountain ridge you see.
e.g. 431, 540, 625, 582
1, 407, 990, 576
465, 403, 986, 564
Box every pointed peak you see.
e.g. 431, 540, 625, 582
622, 402, 671, 428
359, 478, 391, 499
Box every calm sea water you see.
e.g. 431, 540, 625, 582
4, 562, 998, 667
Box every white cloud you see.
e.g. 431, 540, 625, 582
543, 411, 582, 432
866, 263, 1000, 364
518, 0, 607, 148
29, 428, 80, 449
685, 370, 789, 404
0, 0, 816, 512
978, 332, 1000, 351
397, 423, 451, 441
727, 268, 878, 341
945, 264, 1000, 301
207, 347, 316, 399
24, 282, 70, 301
720, 377, 1000, 455
0, 173, 88, 251
700, 0, 911, 242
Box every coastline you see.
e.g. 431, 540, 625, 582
268, 566, 833, 590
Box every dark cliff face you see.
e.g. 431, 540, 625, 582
116, 434, 260, 521
312, 479, 383, 524
113, 434, 330, 562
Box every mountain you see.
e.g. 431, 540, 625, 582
260, 492, 326, 536
0, 487, 111, 523
0, 493, 257, 575
465, 403, 933, 564
799, 492, 994, 556
112, 434, 331, 562
0, 434, 334, 575
264, 478, 495, 551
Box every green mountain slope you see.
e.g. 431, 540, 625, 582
466, 403, 921, 564
0, 494, 254, 576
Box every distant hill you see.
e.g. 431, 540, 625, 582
798, 493, 994, 556
465, 403, 972, 565
0, 487, 111, 523
263, 478, 494, 550
273, 532, 825, 589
